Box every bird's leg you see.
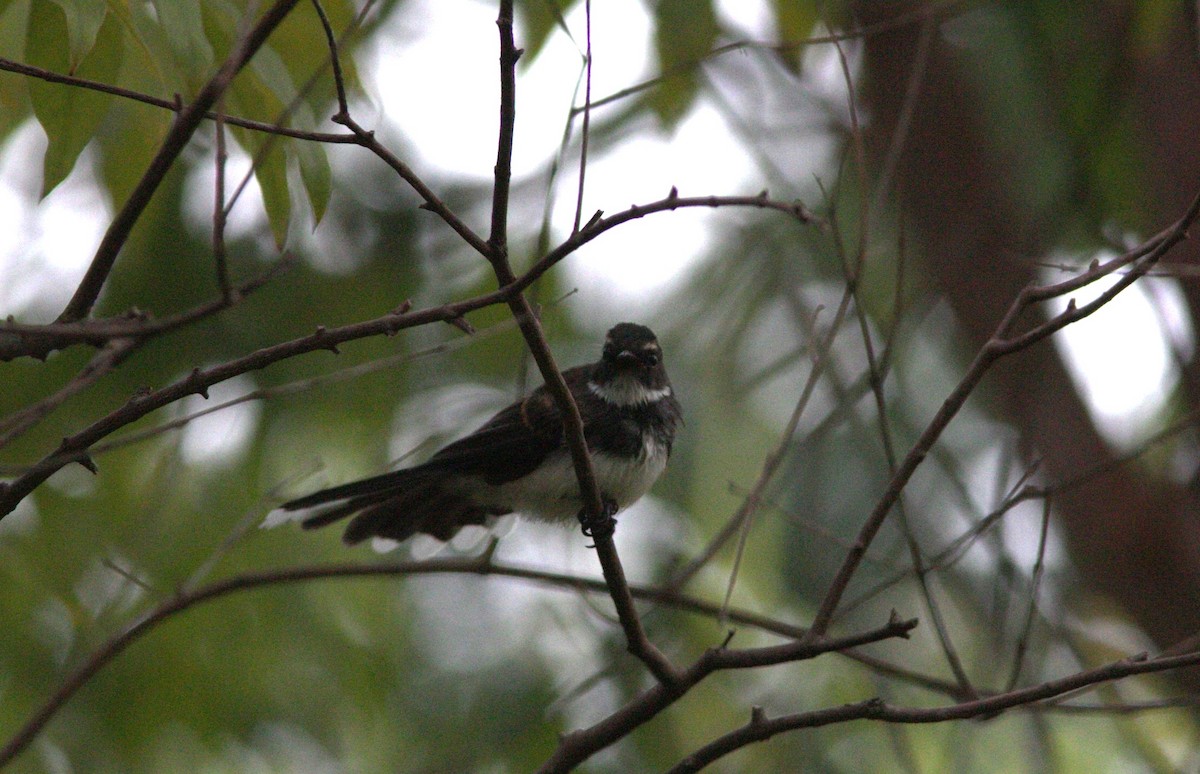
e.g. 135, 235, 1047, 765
578, 496, 619, 541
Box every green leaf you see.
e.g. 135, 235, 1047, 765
46, 0, 107, 68
517, 0, 581, 64
104, 0, 177, 96
149, 0, 213, 76
247, 133, 291, 248
27, 0, 123, 196
770, 0, 818, 70
294, 136, 330, 227
651, 0, 718, 126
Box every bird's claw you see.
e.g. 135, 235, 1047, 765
579, 498, 619, 543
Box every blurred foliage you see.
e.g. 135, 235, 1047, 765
2, 1, 1200, 772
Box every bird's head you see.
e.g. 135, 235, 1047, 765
592, 323, 671, 405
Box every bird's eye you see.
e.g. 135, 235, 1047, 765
642, 352, 660, 366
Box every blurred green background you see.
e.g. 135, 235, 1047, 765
3, 0, 1200, 771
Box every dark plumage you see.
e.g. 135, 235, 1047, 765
280, 323, 681, 545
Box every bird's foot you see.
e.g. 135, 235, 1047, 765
579, 498, 619, 542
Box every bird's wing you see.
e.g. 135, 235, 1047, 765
422, 365, 592, 484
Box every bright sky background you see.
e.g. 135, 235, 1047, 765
0, 0, 1190, 464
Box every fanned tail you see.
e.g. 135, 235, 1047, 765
284, 470, 508, 545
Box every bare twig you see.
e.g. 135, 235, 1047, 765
213, 97, 232, 300
1006, 493, 1053, 690
579, 2, 963, 113
807, 189, 1200, 636
57, 0, 305, 323
537, 613, 916, 774
0, 56, 357, 144
479, 0, 682, 689
572, 0, 593, 234
0, 257, 292, 447
0, 557, 913, 769
667, 650, 1200, 773
0, 339, 137, 449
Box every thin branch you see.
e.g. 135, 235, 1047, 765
0, 56, 356, 144
481, 0, 682, 689
1006, 493, 1053, 691
334, 112, 492, 257
668, 275, 845, 593
536, 613, 915, 774
0, 339, 137, 449
0, 257, 293, 447
578, 2, 963, 113
0, 558, 912, 768
212, 98, 232, 300
309, 0, 351, 117
807, 188, 1200, 636
488, 0, 520, 259
717, 303, 830, 619
58, 0, 305, 323
22, 301, 565, 471
3, 191, 812, 360
572, 0, 593, 234
667, 649, 1200, 773
0, 190, 817, 513
0, 254, 292, 361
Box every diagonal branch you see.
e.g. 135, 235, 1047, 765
57, 0, 304, 323
807, 187, 1200, 636
0, 558, 912, 769
668, 648, 1200, 773
0, 257, 293, 447
485, 0, 682, 689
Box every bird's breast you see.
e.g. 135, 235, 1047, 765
469, 432, 670, 523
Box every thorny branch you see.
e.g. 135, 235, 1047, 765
6, 1, 1200, 771
667, 648, 1200, 774
0, 559, 914, 768
56, 0, 305, 325
808, 189, 1200, 636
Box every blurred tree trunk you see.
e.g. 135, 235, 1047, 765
854, 0, 1200, 662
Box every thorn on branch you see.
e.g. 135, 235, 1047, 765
417, 202, 434, 212
757, 189, 769, 201
390, 300, 413, 316
76, 453, 98, 474
667, 186, 679, 202
446, 316, 476, 335
888, 609, 918, 638
583, 210, 604, 231
189, 368, 209, 399
313, 326, 340, 354
719, 629, 736, 649
749, 705, 767, 726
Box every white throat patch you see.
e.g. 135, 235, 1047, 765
588, 377, 672, 407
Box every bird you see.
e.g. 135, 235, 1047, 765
278, 322, 682, 546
